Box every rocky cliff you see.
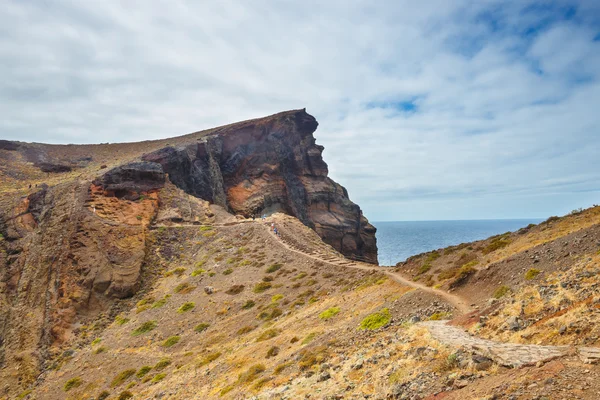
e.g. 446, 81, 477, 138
137, 109, 377, 264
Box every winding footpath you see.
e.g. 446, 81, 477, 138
254, 220, 600, 368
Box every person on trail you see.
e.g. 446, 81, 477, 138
271, 222, 275, 231
252, 214, 255, 221
274, 227, 278, 236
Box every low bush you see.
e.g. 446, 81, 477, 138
271, 294, 284, 303
132, 320, 157, 336
242, 300, 255, 309
177, 302, 195, 313
238, 364, 266, 383
253, 282, 272, 293
118, 391, 134, 400
164, 267, 186, 277
237, 325, 255, 335
151, 373, 166, 383
114, 315, 130, 325
136, 366, 152, 378
63, 377, 82, 392
223, 268, 233, 275
301, 332, 317, 345
226, 284, 244, 295
152, 295, 170, 308
256, 328, 280, 342
483, 236, 511, 254
359, 308, 391, 330
525, 268, 541, 280
493, 285, 510, 298
194, 323, 210, 333
266, 263, 283, 273
298, 346, 328, 370
266, 346, 280, 358
418, 263, 432, 275
274, 361, 293, 374
111, 369, 136, 387
319, 307, 340, 320
191, 268, 206, 277
154, 358, 171, 371
198, 351, 221, 366
162, 336, 180, 347
174, 282, 196, 294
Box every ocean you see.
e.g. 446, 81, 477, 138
374, 219, 543, 266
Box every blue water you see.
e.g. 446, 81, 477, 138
374, 219, 543, 266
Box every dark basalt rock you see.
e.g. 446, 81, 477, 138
141, 109, 378, 264
0, 140, 20, 151
36, 162, 72, 173
93, 161, 165, 199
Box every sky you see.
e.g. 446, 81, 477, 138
1, 1, 600, 221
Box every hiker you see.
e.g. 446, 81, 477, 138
252, 213, 255, 221
274, 227, 278, 236
271, 222, 275, 231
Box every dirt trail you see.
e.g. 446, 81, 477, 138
251, 219, 473, 314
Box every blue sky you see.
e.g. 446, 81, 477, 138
1, 1, 600, 221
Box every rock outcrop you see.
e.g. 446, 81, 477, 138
138, 109, 378, 263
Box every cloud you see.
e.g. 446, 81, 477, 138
1, 0, 599, 220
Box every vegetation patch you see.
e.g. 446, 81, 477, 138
266, 263, 283, 273
271, 294, 284, 303
94, 346, 107, 354
114, 315, 130, 325
298, 346, 329, 370
242, 300, 255, 309
111, 369, 136, 387
164, 267, 187, 277
136, 366, 152, 378
177, 302, 195, 313
319, 307, 340, 320
274, 361, 293, 374
237, 325, 255, 335
132, 320, 157, 336
302, 332, 317, 345
198, 351, 222, 366
253, 282, 272, 293
194, 323, 210, 333
200, 225, 213, 231
359, 308, 391, 330
525, 268, 541, 280
429, 312, 450, 321
493, 285, 511, 298
174, 282, 196, 294
162, 336, 181, 347
418, 263, 432, 275
266, 346, 280, 358
151, 373, 167, 383
449, 261, 477, 288
483, 236, 511, 254
154, 358, 172, 370
203, 231, 217, 237
256, 328, 280, 342
238, 364, 266, 384
222, 268, 233, 275
63, 377, 83, 392
152, 295, 170, 308
191, 268, 206, 277
118, 391, 134, 400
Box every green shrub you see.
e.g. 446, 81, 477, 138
493, 285, 510, 298
242, 300, 255, 309
94, 346, 107, 354
298, 346, 329, 370
97, 391, 110, 400
525, 268, 541, 280
256, 328, 280, 342
319, 307, 340, 320
194, 323, 210, 333
222, 268, 233, 275
426, 251, 441, 262
151, 373, 167, 383
177, 302, 195, 313
154, 358, 172, 370
162, 336, 181, 347
191, 268, 206, 277
115, 315, 130, 325
274, 361, 293, 374
111, 369, 136, 387
253, 282, 272, 293
483, 237, 511, 254
359, 308, 391, 330
63, 377, 82, 391
271, 294, 284, 303
238, 364, 266, 383
164, 267, 186, 277
237, 325, 255, 335
418, 263, 432, 275
429, 312, 450, 321
198, 352, 221, 366
118, 391, 134, 400
200, 225, 213, 231
136, 366, 152, 378
220, 385, 234, 396
91, 338, 102, 346
301, 332, 317, 345
174, 282, 195, 294
203, 231, 217, 237
132, 320, 157, 336
152, 295, 170, 308
266, 263, 283, 273
266, 346, 279, 358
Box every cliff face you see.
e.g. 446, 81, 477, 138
139, 109, 378, 264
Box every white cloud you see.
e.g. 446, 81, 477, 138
1, 0, 599, 220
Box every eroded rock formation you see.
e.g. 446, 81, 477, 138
138, 109, 378, 263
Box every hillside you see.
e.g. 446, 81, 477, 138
1, 110, 599, 400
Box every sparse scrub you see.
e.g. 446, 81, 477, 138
194, 323, 210, 333
203, 231, 217, 237
237, 325, 255, 335
319, 307, 340, 320
191, 268, 206, 277
429, 312, 450, 321
222, 268, 233, 275
151, 373, 166, 383
418, 263, 432, 275
256, 328, 280, 342
274, 361, 293, 374
359, 308, 391, 330
115, 315, 130, 325
242, 299, 256, 309
63, 377, 82, 392
298, 346, 328, 370
154, 358, 172, 370
152, 295, 170, 308
94, 346, 107, 354
174, 282, 195, 294
198, 351, 221, 366
302, 332, 317, 345
493, 285, 510, 298
266, 346, 279, 358
118, 391, 134, 400
136, 366, 152, 378
162, 336, 181, 347
200, 225, 213, 231
271, 294, 284, 303
97, 391, 110, 400
253, 282, 272, 293
132, 320, 157, 336
238, 364, 266, 383
111, 369, 136, 387
225, 284, 244, 295
483, 236, 511, 254
177, 302, 195, 313
266, 263, 283, 273
164, 267, 186, 277
525, 268, 541, 280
